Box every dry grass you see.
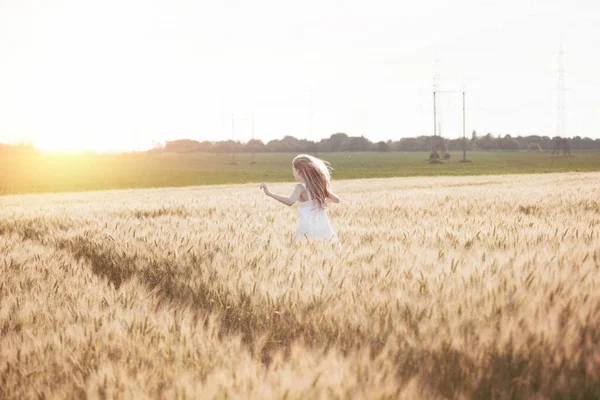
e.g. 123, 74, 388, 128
1, 172, 599, 399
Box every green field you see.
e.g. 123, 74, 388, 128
1, 151, 599, 195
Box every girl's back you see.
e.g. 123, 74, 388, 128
295, 182, 338, 242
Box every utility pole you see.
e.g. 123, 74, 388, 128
557, 42, 566, 139
432, 90, 469, 162
462, 91, 467, 162
433, 91, 437, 137
434, 57, 442, 138
230, 113, 237, 164
308, 88, 313, 138
309, 87, 318, 155
432, 57, 441, 156
250, 113, 256, 164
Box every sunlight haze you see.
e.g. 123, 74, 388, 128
0, 0, 598, 152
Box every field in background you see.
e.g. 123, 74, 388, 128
1, 151, 600, 195
1, 172, 599, 398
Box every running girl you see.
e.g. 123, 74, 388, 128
260, 154, 340, 242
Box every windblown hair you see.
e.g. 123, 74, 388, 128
293, 154, 332, 210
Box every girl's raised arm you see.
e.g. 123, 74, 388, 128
328, 190, 340, 204
260, 183, 304, 207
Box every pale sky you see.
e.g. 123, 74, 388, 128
0, 0, 599, 152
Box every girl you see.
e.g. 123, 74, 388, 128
260, 154, 340, 242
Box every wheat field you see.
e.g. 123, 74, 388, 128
1, 172, 599, 399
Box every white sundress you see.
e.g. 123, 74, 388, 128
295, 183, 338, 243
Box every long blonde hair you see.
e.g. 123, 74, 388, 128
293, 154, 332, 209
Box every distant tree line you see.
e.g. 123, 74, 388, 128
153, 132, 600, 153
2, 132, 599, 156
0, 142, 40, 156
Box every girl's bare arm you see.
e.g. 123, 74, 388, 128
328, 190, 340, 204
260, 183, 304, 206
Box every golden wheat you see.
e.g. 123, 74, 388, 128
1, 172, 599, 399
